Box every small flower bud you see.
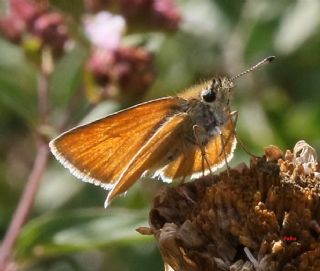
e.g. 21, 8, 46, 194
86, 46, 155, 96
10, 0, 44, 27
0, 15, 24, 43
33, 12, 69, 55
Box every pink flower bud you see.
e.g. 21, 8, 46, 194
33, 12, 69, 54
0, 15, 25, 43
87, 46, 155, 95
11, 0, 44, 27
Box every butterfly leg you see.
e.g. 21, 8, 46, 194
215, 126, 231, 176
216, 111, 237, 158
229, 111, 259, 158
192, 124, 213, 176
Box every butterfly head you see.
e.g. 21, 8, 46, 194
200, 56, 275, 108
200, 77, 234, 107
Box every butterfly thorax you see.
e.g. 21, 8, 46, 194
190, 100, 228, 133
178, 77, 233, 145
180, 100, 229, 145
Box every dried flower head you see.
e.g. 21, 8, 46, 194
138, 141, 320, 271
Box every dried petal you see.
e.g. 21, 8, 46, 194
144, 142, 320, 270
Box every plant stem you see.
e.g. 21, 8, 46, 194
0, 49, 52, 270
0, 142, 49, 270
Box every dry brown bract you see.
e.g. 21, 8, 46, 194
137, 141, 320, 271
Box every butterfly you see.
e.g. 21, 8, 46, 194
49, 56, 274, 207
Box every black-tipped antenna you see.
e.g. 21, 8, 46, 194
230, 56, 275, 82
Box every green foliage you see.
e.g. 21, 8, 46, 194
0, 39, 37, 123
50, 45, 87, 108
15, 208, 150, 261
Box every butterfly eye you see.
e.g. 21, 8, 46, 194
201, 88, 216, 103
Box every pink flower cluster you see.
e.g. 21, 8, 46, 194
0, 0, 69, 55
85, 0, 181, 31
0, 0, 181, 97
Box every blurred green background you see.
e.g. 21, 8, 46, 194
1, 0, 320, 270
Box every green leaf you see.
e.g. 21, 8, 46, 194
15, 208, 152, 262
50, 0, 85, 19
50, 45, 87, 107
0, 38, 38, 123
0, 75, 37, 123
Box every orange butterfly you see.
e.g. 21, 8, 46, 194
49, 56, 274, 207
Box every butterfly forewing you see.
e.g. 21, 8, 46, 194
50, 97, 181, 189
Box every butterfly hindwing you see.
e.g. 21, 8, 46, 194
49, 97, 182, 190
161, 117, 237, 180
105, 113, 188, 205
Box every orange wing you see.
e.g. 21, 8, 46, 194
105, 115, 236, 206
105, 113, 188, 205
49, 97, 181, 191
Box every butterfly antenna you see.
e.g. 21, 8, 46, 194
230, 56, 275, 82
